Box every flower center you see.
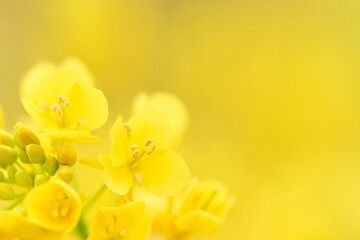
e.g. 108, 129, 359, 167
39, 94, 86, 129
49, 192, 72, 218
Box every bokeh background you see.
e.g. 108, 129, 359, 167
1, 0, 360, 239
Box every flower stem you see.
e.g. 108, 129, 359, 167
82, 184, 107, 216
7, 195, 25, 210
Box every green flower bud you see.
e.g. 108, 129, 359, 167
0, 183, 15, 200
0, 171, 4, 182
58, 168, 74, 184
26, 144, 46, 164
6, 165, 16, 182
34, 174, 50, 186
0, 130, 15, 147
0, 145, 18, 165
44, 156, 59, 176
18, 147, 30, 164
15, 170, 33, 188
15, 127, 40, 148
57, 145, 77, 166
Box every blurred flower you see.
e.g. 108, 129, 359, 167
0, 210, 63, 240
20, 57, 95, 100
153, 180, 235, 239
25, 179, 82, 232
0, 105, 4, 129
87, 201, 151, 240
21, 69, 108, 143
132, 92, 189, 148
99, 114, 190, 197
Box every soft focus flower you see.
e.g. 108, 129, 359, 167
153, 180, 235, 239
87, 201, 151, 240
100, 114, 190, 197
22, 69, 108, 143
25, 179, 82, 232
132, 92, 189, 148
0, 105, 4, 129
20, 57, 96, 100
0, 211, 64, 240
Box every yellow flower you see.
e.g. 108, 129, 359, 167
25, 179, 82, 232
87, 201, 151, 240
132, 92, 189, 148
100, 114, 190, 197
0, 211, 64, 240
153, 180, 235, 239
20, 57, 96, 99
22, 69, 108, 143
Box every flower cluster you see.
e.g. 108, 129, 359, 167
0, 58, 234, 240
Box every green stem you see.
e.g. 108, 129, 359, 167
82, 184, 107, 216
7, 195, 25, 210
14, 161, 27, 172
75, 214, 89, 239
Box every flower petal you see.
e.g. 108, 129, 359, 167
137, 150, 190, 197
100, 155, 133, 195
60, 57, 96, 86
126, 214, 152, 240
129, 114, 174, 150
110, 117, 128, 167
65, 81, 108, 132
22, 98, 57, 131
175, 210, 222, 235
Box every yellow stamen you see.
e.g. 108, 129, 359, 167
135, 173, 142, 185
147, 142, 156, 154
132, 150, 139, 159
39, 103, 50, 111
123, 122, 131, 137
143, 138, 154, 147
131, 144, 138, 151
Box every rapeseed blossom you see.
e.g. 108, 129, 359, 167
0, 59, 233, 240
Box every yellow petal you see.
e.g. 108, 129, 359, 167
110, 116, 128, 167
60, 57, 96, 86
126, 214, 153, 240
132, 92, 189, 148
129, 114, 174, 150
137, 150, 190, 197
65, 81, 108, 132
175, 210, 222, 235
20, 61, 56, 99
87, 202, 145, 240
46, 130, 100, 143
35, 69, 82, 106
25, 179, 82, 232
79, 158, 104, 170
22, 98, 57, 131
0, 211, 63, 240
101, 155, 133, 195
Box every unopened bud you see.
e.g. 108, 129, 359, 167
6, 165, 16, 182
0, 130, 15, 147
15, 127, 40, 148
44, 156, 59, 176
58, 168, 74, 184
15, 170, 33, 188
18, 148, 30, 164
26, 144, 46, 164
57, 145, 77, 166
0, 183, 15, 200
0, 145, 18, 165
34, 174, 50, 186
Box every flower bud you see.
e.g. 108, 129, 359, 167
15, 170, 33, 188
15, 127, 40, 148
0, 183, 15, 200
6, 165, 16, 182
0, 130, 15, 147
57, 145, 77, 166
34, 174, 50, 186
0, 145, 18, 165
44, 156, 59, 176
58, 168, 74, 184
18, 147, 30, 164
26, 144, 46, 164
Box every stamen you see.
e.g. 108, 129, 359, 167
58, 94, 70, 106
131, 144, 138, 151
135, 173, 142, 185
55, 107, 63, 116
123, 122, 131, 137
60, 204, 70, 217
52, 209, 59, 218
143, 139, 154, 147
77, 120, 86, 126
39, 103, 50, 111
147, 143, 156, 154
132, 150, 139, 159
52, 103, 60, 111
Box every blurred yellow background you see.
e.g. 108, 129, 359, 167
1, 0, 360, 239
